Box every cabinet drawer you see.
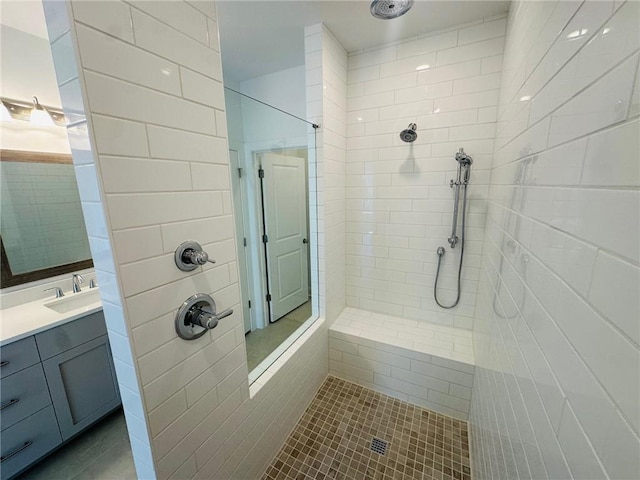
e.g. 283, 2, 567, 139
1, 364, 52, 432
35, 311, 107, 360
0, 405, 61, 480
0, 337, 40, 379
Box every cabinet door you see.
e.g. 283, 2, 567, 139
42, 335, 121, 440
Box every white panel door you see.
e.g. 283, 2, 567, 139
262, 153, 309, 321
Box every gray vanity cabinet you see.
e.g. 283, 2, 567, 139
0, 310, 121, 479
42, 334, 120, 440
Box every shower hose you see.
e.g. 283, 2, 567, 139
434, 182, 468, 309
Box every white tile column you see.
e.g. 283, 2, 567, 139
44, 2, 329, 479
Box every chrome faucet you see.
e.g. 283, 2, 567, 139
72, 273, 85, 293
44, 287, 65, 298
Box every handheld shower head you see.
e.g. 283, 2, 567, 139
455, 147, 473, 166
400, 123, 417, 143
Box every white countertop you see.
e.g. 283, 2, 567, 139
0, 289, 103, 346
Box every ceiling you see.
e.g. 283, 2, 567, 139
0, 1, 49, 39
0, 1, 510, 86
218, 0, 510, 84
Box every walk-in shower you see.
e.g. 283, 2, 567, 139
434, 148, 472, 309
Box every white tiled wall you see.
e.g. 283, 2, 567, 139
328, 308, 475, 420
0, 162, 91, 274
305, 24, 348, 324
345, 17, 507, 330
45, 1, 328, 479
470, 2, 640, 479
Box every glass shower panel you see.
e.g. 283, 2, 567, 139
224, 87, 318, 383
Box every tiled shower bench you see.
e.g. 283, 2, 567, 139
328, 308, 475, 420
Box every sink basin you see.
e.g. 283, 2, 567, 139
44, 289, 101, 314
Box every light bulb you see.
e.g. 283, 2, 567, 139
30, 97, 54, 127
0, 102, 13, 122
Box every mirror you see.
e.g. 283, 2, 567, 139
1, 12, 93, 290
224, 87, 319, 381
0, 150, 92, 288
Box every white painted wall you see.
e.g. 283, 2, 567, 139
344, 16, 506, 330
305, 24, 348, 325
470, 2, 640, 479
45, 2, 328, 479
0, 25, 71, 153
239, 65, 306, 119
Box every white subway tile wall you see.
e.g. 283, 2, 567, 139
43, 1, 156, 476
45, 2, 328, 479
0, 162, 91, 274
471, 2, 640, 480
328, 308, 475, 420
305, 24, 348, 324
345, 17, 507, 330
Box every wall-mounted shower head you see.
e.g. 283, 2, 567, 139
400, 123, 417, 143
370, 0, 414, 20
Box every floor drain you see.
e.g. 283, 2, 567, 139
370, 438, 388, 455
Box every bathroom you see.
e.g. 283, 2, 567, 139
0, 0, 638, 479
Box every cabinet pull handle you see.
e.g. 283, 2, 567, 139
1, 441, 33, 463
0, 361, 9, 367
0, 398, 19, 410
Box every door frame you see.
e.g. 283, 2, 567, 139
229, 149, 254, 334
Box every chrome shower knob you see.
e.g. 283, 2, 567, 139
187, 306, 233, 330
175, 293, 234, 340
183, 248, 210, 266
174, 240, 216, 271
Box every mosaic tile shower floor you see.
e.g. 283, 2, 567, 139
263, 376, 471, 480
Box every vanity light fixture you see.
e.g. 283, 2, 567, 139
30, 96, 55, 127
0, 97, 66, 126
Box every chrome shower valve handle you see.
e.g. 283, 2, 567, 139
174, 240, 216, 271
175, 293, 234, 340
182, 248, 211, 267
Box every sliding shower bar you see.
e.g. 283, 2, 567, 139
447, 148, 473, 249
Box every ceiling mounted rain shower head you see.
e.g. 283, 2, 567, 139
370, 0, 414, 20
400, 123, 417, 143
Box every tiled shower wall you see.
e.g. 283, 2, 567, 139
345, 16, 506, 329
0, 162, 91, 274
305, 24, 348, 324
471, 1, 640, 479
45, 1, 328, 479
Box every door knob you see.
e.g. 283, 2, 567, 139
303, 238, 308, 244
174, 241, 216, 271
175, 293, 233, 340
